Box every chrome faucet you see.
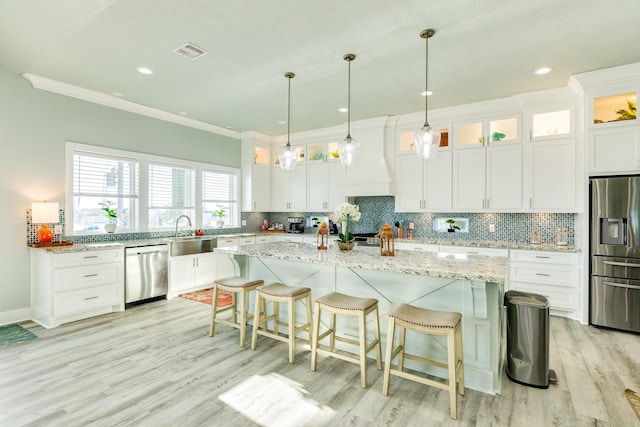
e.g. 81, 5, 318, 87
174, 215, 192, 238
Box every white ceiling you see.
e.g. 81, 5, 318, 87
1, 0, 639, 137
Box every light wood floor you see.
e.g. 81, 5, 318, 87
1, 297, 639, 426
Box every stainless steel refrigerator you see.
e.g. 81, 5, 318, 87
590, 176, 640, 333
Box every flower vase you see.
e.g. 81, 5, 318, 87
337, 241, 355, 251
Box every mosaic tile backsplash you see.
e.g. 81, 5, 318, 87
27, 196, 574, 245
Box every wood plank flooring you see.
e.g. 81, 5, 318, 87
1, 297, 639, 426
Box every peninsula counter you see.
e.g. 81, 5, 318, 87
215, 242, 509, 394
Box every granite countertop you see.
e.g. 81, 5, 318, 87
215, 242, 509, 284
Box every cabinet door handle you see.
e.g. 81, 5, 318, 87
535, 273, 551, 277
467, 251, 479, 255
529, 198, 532, 209
535, 256, 551, 259
84, 255, 99, 259
529, 130, 533, 142
84, 273, 99, 278
83, 296, 99, 300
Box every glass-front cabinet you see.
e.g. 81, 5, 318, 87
397, 127, 450, 154
593, 92, 637, 126
454, 115, 519, 148
308, 141, 340, 163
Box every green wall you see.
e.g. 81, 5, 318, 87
0, 64, 240, 318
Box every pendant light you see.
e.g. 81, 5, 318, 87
414, 29, 440, 159
279, 72, 299, 171
339, 53, 359, 166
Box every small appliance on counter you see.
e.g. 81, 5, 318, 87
328, 220, 339, 235
287, 216, 305, 234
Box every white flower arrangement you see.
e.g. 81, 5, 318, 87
331, 203, 361, 243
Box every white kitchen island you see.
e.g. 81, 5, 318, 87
215, 242, 509, 394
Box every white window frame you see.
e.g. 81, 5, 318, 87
65, 141, 241, 235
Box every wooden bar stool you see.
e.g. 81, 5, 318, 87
209, 276, 264, 346
311, 292, 382, 388
250, 283, 313, 363
382, 303, 464, 420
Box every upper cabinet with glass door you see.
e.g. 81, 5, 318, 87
308, 141, 341, 163
397, 126, 450, 155
591, 92, 637, 128
529, 108, 573, 141
254, 145, 270, 166
454, 115, 520, 148
272, 145, 306, 167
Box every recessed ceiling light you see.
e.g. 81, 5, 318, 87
112, 92, 124, 97
276, 120, 287, 125
136, 67, 154, 75
338, 107, 348, 113
535, 67, 552, 75
421, 90, 433, 96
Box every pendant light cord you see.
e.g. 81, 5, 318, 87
347, 58, 352, 139
424, 32, 429, 127
284, 72, 295, 147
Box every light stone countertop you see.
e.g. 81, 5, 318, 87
215, 241, 509, 284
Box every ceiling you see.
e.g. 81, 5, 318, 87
1, 0, 639, 138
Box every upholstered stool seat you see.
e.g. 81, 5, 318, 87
209, 276, 264, 346
311, 292, 382, 388
382, 303, 464, 419
251, 283, 313, 363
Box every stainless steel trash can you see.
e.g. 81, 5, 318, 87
504, 290, 554, 388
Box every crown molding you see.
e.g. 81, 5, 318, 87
22, 73, 241, 140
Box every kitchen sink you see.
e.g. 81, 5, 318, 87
169, 237, 216, 256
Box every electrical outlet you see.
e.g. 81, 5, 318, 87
241, 220, 247, 226
489, 224, 496, 233
54, 225, 62, 234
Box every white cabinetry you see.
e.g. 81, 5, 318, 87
452, 115, 522, 211
395, 242, 439, 252
256, 234, 273, 244
271, 149, 306, 212
439, 245, 509, 258
509, 250, 581, 315
588, 127, 639, 173
30, 248, 125, 328
395, 127, 452, 212
241, 135, 271, 212
522, 98, 578, 211
168, 252, 217, 298
215, 236, 240, 279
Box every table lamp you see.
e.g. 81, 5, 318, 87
32, 201, 59, 243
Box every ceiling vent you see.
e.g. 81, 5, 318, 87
174, 43, 208, 60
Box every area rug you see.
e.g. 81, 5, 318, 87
179, 288, 232, 307
0, 323, 38, 348
626, 389, 640, 420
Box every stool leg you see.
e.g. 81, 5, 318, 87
304, 293, 313, 343
329, 312, 336, 352
231, 292, 238, 325
311, 302, 321, 371
239, 289, 248, 347
398, 325, 406, 371
209, 286, 219, 337
456, 323, 465, 396
372, 307, 382, 370
274, 301, 280, 336
447, 328, 458, 420
382, 315, 396, 396
288, 296, 295, 363
358, 310, 368, 388
251, 292, 262, 350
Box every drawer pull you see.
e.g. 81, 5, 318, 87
84, 273, 99, 278
535, 256, 550, 259
83, 255, 99, 259
603, 261, 640, 268
83, 296, 99, 300
535, 273, 551, 277
467, 251, 478, 254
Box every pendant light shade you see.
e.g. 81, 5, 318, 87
339, 53, 359, 166
414, 29, 440, 159
279, 72, 299, 171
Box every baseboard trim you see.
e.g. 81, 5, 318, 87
0, 308, 31, 326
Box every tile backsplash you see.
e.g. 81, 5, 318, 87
27, 196, 574, 245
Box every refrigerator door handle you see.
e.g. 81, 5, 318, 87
602, 280, 640, 290
603, 261, 640, 268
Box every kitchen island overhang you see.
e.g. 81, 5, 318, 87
215, 242, 509, 394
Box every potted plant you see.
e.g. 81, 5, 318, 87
331, 202, 361, 250
98, 200, 117, 233
446, 218, 460, 233
214, 205, 226, 228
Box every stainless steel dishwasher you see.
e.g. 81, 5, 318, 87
125, 244, 168, 305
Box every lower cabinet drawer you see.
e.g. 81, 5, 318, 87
509, 281, 578, 311
53, 284, 121, 317
509, 263, 578, 288
53, 263, 122, 292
